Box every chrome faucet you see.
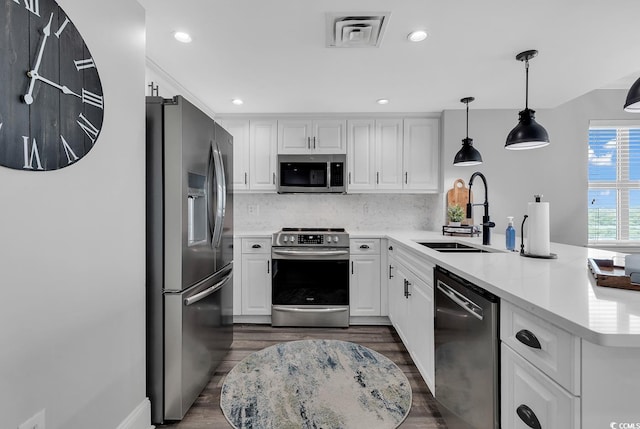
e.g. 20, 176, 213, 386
466, 172, 495, 245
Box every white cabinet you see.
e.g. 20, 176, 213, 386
249, 120, 278, 191
387, 242, 435, 392
501, 301, 581, 428
278, 119, 346, 154
502, 344, 580, 429
217, 119, 277, 192
219, 119, 250, 191
403, 118, 440, 192
240, 237, 272, 315
349, 239, 381, 316
346, 117, 440, 193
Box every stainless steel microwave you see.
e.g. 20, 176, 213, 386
277, 154, 346, 194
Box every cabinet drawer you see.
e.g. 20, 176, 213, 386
502, 344, 580, 429
501, 301, 580, 395
241, 237, 271, 254
350, 238, 380, 254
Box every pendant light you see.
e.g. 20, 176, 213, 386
505, 50, 550, 150
453, 97, 483, 166
624, 76, 640, 112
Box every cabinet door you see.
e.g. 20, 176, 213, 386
232, 237, 242, 316
241, 253, 272, 315
350, 254, 381, 316
407, 277, 434, 393
249, 120, 277, 191
502, 344, 580, 429
389, 262, 410, 343
403, 118, 440, 192
278, 119, 312, 154
313, 119, 346, 153
347, 119, 376, 191
375, 119, 403, 190
218, 119, 250, 191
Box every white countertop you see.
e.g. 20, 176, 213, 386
236, 229, 640, 347
382, 230, 640, 348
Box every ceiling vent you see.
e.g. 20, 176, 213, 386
325, 12, 391, 48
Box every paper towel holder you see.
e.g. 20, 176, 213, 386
520, 215, 558, 259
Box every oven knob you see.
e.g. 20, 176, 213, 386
291, 235, 297, 242
327, 236, 332, 243
333, 235, 339, 242
283, 236, 289, 243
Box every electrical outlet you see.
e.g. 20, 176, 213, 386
247, 204, 259, 216
18, 409, 45, 429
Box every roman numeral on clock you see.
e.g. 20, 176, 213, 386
76, 113, 100, 143
14, 0, 39, 16
22, 136, 43, 170
81, 89, 104, 109
74, 58, 96, 71
60, 135, 79, 164
54, 17, 70, 38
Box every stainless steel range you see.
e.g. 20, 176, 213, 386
271, 228, 350, 327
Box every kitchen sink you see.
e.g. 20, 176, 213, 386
417, 241, 494, 253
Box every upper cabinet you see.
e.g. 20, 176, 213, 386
278, 119, 346, 154
347, 117, 441, 193
218, 118, 277, 192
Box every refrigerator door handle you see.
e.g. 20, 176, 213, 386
210, 141, 225, 248
215, 141, 227, 247
184, 271, 232, 306
206, 144, 216, 239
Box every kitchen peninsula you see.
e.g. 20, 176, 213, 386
235, 229, 640, 429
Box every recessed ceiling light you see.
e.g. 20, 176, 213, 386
377, 99, 389, 105
232, 98, 244, 105
174, 31, 192, 43
407, 30, 428, 42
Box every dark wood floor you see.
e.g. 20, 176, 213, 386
158, 324, 447, 429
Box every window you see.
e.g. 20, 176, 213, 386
588, 121, 640, 243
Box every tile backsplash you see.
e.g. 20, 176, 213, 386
234, 193, 442, 232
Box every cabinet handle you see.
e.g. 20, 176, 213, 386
252, 244, 262, 249
406, 280, 412, 298
351, 261, 354, 275
515, 329, 542, 349
516, 404, 541, 429
244, 172, 248, 185
307, 137, 311, 149
267, 260, 270, 274
389, 245, 393, 251
359, 244, 370, 249
376, 172, 379, 184
313, 136, 316, 149
405, 172, 408, 184
349, 172, 352, 184
389, 264, 394, 279
403, 279, 407, 297
273, 172, 276, 185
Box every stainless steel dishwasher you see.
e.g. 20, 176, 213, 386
434, 265, 500, 429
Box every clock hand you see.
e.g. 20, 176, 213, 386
31, 72, 81, 98
23, 12, 54, 105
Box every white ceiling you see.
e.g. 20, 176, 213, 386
137, 0, 640, 114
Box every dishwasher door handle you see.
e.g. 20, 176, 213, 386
437, 282, 483, 321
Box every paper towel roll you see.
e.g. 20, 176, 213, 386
527, 201, 551, 256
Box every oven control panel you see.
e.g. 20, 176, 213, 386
298, 234, 323, 244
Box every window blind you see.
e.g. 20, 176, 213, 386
588, 122, 640, 243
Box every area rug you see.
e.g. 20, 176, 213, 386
220, 339, 412, 429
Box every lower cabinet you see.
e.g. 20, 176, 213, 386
501, 343, 580, 429
387, 243, 435, 393
350, 238, 381, 316
240, 237, 272, 316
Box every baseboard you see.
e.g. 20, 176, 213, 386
116, 398, 154, 429
233, 315, 271, 324
349, 316, 391, 326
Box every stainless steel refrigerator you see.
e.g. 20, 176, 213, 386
145, 95, 233, 424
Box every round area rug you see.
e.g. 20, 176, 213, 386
220, 339, 412, 429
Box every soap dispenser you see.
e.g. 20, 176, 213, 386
506, 216, 516, 251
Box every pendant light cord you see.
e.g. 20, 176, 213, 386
466, 101, 469, 138
524, 58, 529, 109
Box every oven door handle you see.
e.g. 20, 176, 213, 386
272, 306, 348, 313
272, 249, 349, 257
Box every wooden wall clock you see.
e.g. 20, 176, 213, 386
1, 0, 104, 171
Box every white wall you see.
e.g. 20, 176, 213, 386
0, 1, 147, 429
442, 88, 635, 247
